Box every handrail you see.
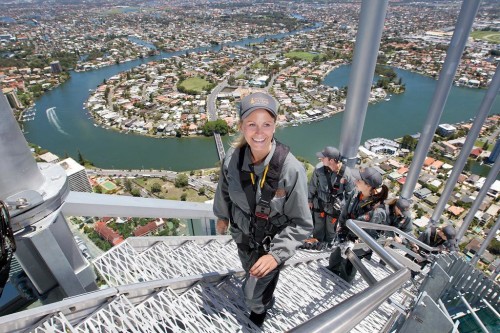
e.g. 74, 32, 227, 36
289, 219, 411, 333
346, 219, 404, 270
290, 269, 409, 333
459, 292, 491, 333
351, 221, 440, 253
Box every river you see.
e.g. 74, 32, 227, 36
24, 36, 500, 173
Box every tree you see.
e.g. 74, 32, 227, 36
151, 182, 161, 193
94, 186, 102, 194
201, 119, 229, 136
77, 150, 85, 165
198, 187, 206, 196
131, 188, 141, 197
175, 173, 189, 188
124, 179, 132, 192
180, 193, 187, 201
401, 135, 418, 150
482, 140, 489, 150
464, 158, 473, 173
487, 238, 500, 255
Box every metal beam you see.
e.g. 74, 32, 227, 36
346, 219, 403, 270
347, 220, 437, 253
339, 0, 389, 167
482, 299, 500, 319
456, 156, 500, 241
430, 65, 500, 224
471, 214, 500, 265
0, 93, 45, 199
346, 248, 377, 286
401, 0, 481, 200
459, 293, 490, 333
62, 191, 216, 219
288, 268, 410, 333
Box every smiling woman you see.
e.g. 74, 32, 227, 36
213, 91, 313, 327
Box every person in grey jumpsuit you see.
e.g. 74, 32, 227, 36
381, 197, 414, 241
213, 92, 313, 327
307, 146, 355, 243
327, 167, 388, 283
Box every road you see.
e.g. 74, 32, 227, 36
66, 217, 104, 260
88, 168, 218, 191
214, 132, 225, 160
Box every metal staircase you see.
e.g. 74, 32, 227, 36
0, 236, 414, 333
0, 0, 498, 332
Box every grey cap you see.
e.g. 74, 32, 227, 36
352, 167, 383, 189
316, 146, 340, 161
442, 225, 456, 240
396, 198, 411, 212
239, 92, 278, 119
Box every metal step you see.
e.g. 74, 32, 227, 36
9, 237, 413, 333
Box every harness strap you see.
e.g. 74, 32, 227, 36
330, 163, 346, 195
238, 141, 290, 251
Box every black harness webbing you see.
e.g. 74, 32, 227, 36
238, 141, 290, 252
330, 163, 346, 196
314, 164, 346, 217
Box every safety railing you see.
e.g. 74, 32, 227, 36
290, 219, 414, 333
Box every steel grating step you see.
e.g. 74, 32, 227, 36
23, 256, 406, 333
93, 240, 243, 287
15, 237, 414, 333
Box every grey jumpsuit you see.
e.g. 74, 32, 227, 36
213, 140, 313, 314
327, 190, 386, 283
308, 163, 355, 242
382, 205, 413, 239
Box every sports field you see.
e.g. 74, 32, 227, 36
470, 31, 500, 43
178, 77, 211, 92
284, 51, 320, 62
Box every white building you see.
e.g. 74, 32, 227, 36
38, 152, 60, 163
437, 124, 457, 137
57, 158, 92, 193
364, 138, 399, 155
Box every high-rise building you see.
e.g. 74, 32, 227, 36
2, 88, 23, 109
57, 157, 92, 192
50, 61, 62, 74
486, 138, 500, 164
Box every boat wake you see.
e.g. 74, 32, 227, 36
46, 107, 69, 135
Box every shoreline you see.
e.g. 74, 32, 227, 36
85, 60, 400, 138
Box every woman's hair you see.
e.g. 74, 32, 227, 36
230, 132, 247, 148
386, 197, 398, 207
372, 184, 389, 204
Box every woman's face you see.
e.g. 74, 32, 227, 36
395, 206, 403, 217
437, 228, 447, 240
240, 109, 276, 161
356, 178, 372, 197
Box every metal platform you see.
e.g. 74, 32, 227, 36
0, 236, 411, 333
